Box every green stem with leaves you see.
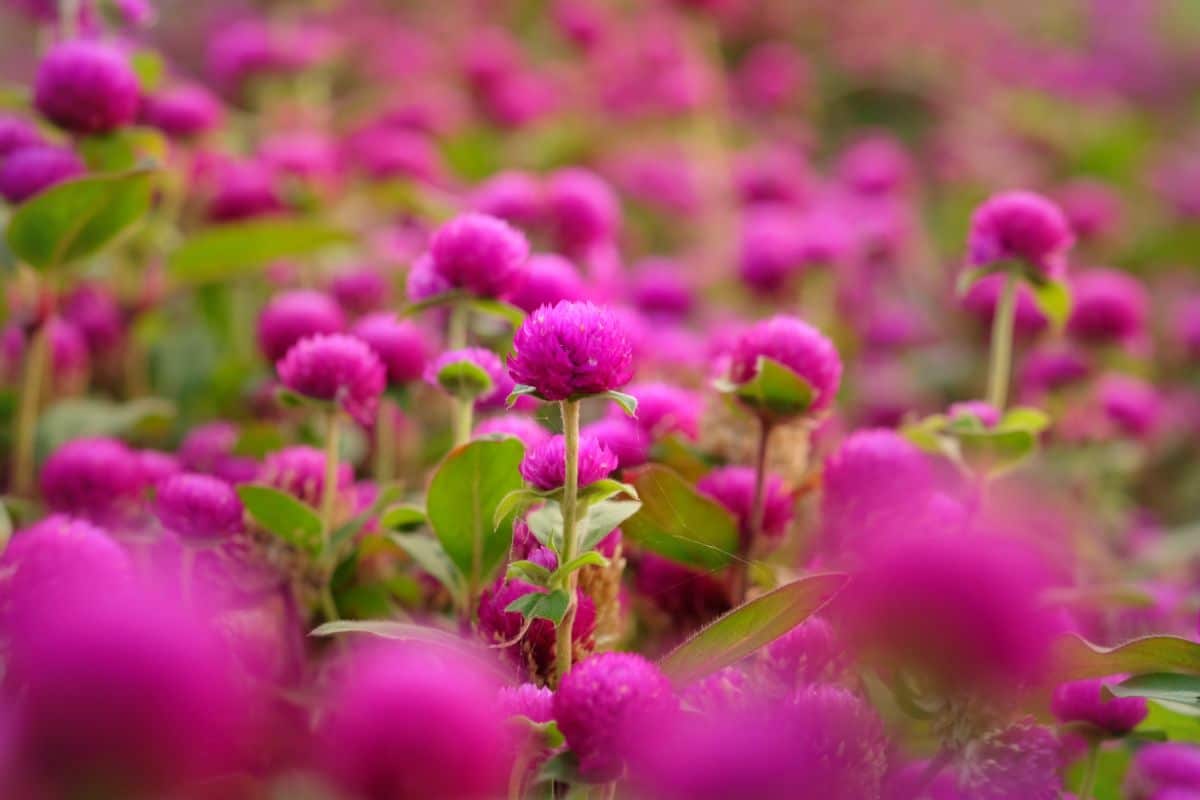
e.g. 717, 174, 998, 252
985, 270, 1019, 411
11, 322, 48, 498
553, 399, 582, 685
732, 419, 771, 604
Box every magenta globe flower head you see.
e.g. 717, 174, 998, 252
546, 167, 620, 255
40, 436, 146, 523
140, 84, 223, 139
753, 615, 852, 692
405, 252, 452, 303
837, 133, 912, 197
738, 205, 801, 293
956, 718, 1062, 800
1, 317, 89, 392
62, 282, 124, 353
582, 416, 650, 469
331, 266, 391, 317
1099, 373, 1161, 439
724, 314, 842, 416
967, 190, 1074, 280
554, 652, 677, 781
520, 434, 617, 491
318, 642, 514, 800
0, 114, 42, 158
206, 160, 283, 222
498, 683, 555, 724
347, 127, 441, 183
350, 312, 430, 387
472, 170, 544, 228
795, 207, 856, 267
0, 144, 85, 204
1126, 743, 1200, 798
478, 580, 595, 681
1019, 345, 1091, 397
961, 273, 1049, 337
34, 40, 139, 135
948, 400, 1001, 428
277, 333, 386, 426
259, 130, 339, 184
1057, 179, 1122, 241
616, 381, 703, 440
136, 448, 179, 486
257, 289, 346, 363
735, 146, 813, 207
424, 346, 512, 410
475, 415, 552, 449
508, 301, 635, 402
1067, 268, 1148, 344
177, 421, 258, 484
508, 253, 588, 313
154, 473, 244, 543
736, 40, 807, 113
1052, 676, 1148, 736
697, 466, 793, 543
258, 445, 353, 507
630, 258, 694, 320
428, 212, 530, 299
636, 552, 731, 629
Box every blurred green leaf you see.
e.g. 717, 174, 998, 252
507, 558, 553, 586
716, 357, 814, 422
604, 390, 638, 418
1054, 634, 1200, 681
130, 50, 165, 91
1031, 279, 1072, 330
36, 397, 173, 459
390, 533, 465, 605
621, 464, 740, 571
1111, 673, 1200, 707
380, 504, 427, 532
168, 219, 352, 284
436, 359, 494, 400
505, 588, 570, 625
236, 484, 322, 555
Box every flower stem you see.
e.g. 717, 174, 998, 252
319, 409, 342, 621
553, 399, 582, 686
1079, 740, 1100, 800
732, 419, 772, 604
11, 322, 49, 498
452, 397, 474, 448
985, 270, 1019, 411
448, 303, 469, 350
374, 398, 396, 484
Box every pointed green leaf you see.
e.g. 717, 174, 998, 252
506, 383, 539, 408
604, 390, 638, 418
577, 478, 638, 508
551, 552, 609, 583
237, 484, 322, 555
167, 219, 352, 284
1110, 674, 1200, 707
718, 357, 814, 421
1053, 634, 1200, 681
327, 483, 404, 556
1001, 406, 1051, 434
390, 533, 466, 605
380, 504, 427, 532
402, 290, 468, 317
493, 488, 547, 530
1032, 279, 1072, 330
467, 297, 526, 327
507, 559, 553, 586
578, 499, 642, 553
505, 588, 570, 624
621, 464, 740, 571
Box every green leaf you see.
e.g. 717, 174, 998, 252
1053, 634, 1200, 681
7, 167, 155, 270
390, 533, 466, 605
510, 716, 566, 749
577, 478, 638, 508
236, 484, 323, 555
534, 751, 584, 787
604, 390, 638, 418
402, 290, 467, 317
506, 559, 553, 586
1138, 701, 1200, 744
36, 397, 173, 459
551, 552, 609, 583
129, 50, 165, 91
621, 464, 741, 571
660, 573, 848, 685
1000, 406, 1051, 434
380, 504, 427, 532
310, 619, 507, 677
427, 437, 526, 589
493, 488, 547, 530
717, 357, 814, 421
167, 219, 352, 284
0, 501, 11, 552
1110, 674, 1200, 707
436, 359, 494, 401
506, 383, 539, 408
505, 588, 571, 624
578, 499, 642, 553
326, 483, 404, 556
953, 428, 1038, 476
467, 297, 526, 328
1032, 279, 1072, 330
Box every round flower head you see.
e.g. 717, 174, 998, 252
498, 683, 554, 724
967, 190, 1074, 280
1019, 345, 1090, 396
277, 333, 386, 426
508, 301, 634, 401
0, 114, 42, 158
582, 416, 649, 469
1, 317, 89, 392
508, 253, 588, 313
428, 212, 529, 298
0, 144, 85, 203
739, 206, 801, 293
635, 552, 731, 630
478, 580, 595, 681
1126, 743, 1200, 798
837, 133, 911, 197
629, 259, 694, 321
154, 473, 244, 543
961, 273, 1049, 337
40, 437, 145, 522
177, 421, 258, 484
1057, 179, 1122, 241
697, 466, 793, 542
62, 282, 124, 353
140, 84, 223, 139
1052, 676, 1148, 735
348, 127, 441, 183
257, 289, 346, 363
424, 346, 511, 410
554, 652, 677, 781
331, 266, 391, 316
726, 315, 842, 414
474, 415, 552, 449
753, 615, 851, 692
617, 382, 703, 440
736, 40, 807, 113
317, 642, 513, 800
520, 434, 617, 491
136, 450, 179, 486
1099, 373, 1161, 438
956, 719, 1062, 800
472, 170, 544, 227
206, 160, 283, 222
351, 312, 430, 386
1068, 268, 1148, 344
405, 252, 452, 302
259, 445, 353, 507
947, 400, 1001, 428
1175, 295, 1200, 361
34, 40, 139, 134
546, 167, 620, 254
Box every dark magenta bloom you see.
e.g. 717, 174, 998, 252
206, 160, 283, 221
520, 434, 617, 490
738, 205, 801, 293
1, 317, 90, 391
1068, 268, 1148, 344
726, 315, 842, 414
1099, 373, 1161, 438
154, 473, 245, 542
331, 266, 392, 316
276, 333, 386, 425
630, 259, 694, 320
967, 190, 1074, 280
508, 300, 634, 401
753, 615, 851, 691
474, 415, 552, 449
177, 421, 258, 484
34, 40, 140, 134
62, 282, 124, 353
582, 416, 649, 469
428, 212, 529, 298
956, 719, 1062, 800
508, 253, 588, 313
635, 552, 730, 630
616, 381, 703, 440
837, 133, 911, 197
424, 346, 512, 410
39, 437, 146, 522
257, 289, 347, 363
0, 144, 85, 203
478, 580, 595, 681
1126, 743, 1200, 798
948, 400, 1001, 427
697, 465, 794, 542
1058, 178, 1122, 241
546, 167, 620, 254
351, 312, 431, 386
258, 445, 353, 507
497, 683, 554, 724
1019, 345, 1090, 396
405, 253, 453, 302
1052, 676, 1148, 735
0, 114, 42, 158
472, 170, 544, 227
140, 84, 223, 139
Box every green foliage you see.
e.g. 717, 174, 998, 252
504, 588, 570, 624
168, 219, 352, 284
1053, 634, 1200, 681
620, 464, 740, 570
236, 484, 323, 555
715, 356, 814, 422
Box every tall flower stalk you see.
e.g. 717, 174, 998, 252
985, 270, 1019, 411
553, 399, 581, 683
11, 323, 48, 497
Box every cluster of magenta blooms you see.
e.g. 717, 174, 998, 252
2, 1, 1200, 799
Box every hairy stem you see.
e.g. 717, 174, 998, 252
319, 410, 342, 620
732, 419, 772, 604
553, 399, 582, 685
12, 322, 48, 498
985, 270, 1019, 411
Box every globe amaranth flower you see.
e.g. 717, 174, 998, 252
1052, 676, 1148, 736
738, 205, 801, 293
62, 282, 124, 354
471, 170, 544, 228
177, 421, 258, 484
1099, 373, 1161, 439
955, 718, 1062, 800
961, 273, 1049, 337
554, 652, 677, 781
474, 415, 552, 449
0, 114, 42, 158
696, 466, 794, 542
428, 212, 529, 298
40, 437, 146, 523
1126, 743, 1200, 799
206, 160, 283, 222
1057, 178, 1122, 241
546, 167, 620, 255
725, 315, 842, 414
1, 317, 89, 392
630, 259, 694, 320
1068, 268, 1148, 344
520, 434, 617, 491
34, 40, 140, 135
478, 580, 596, 682
277, 333, 386, 426
837, 133, 911, 197
330, 266, 391, 316
508, 253, 588, 313
581, 416, 649, 469
350, 312, 430, 386
258, 445, 353, 507
257, 290, 346, 363
140, 84, 223, 139
317, 643, 513, 800
137, 449, 180, 485
1019, 345, 1090, 397
967, 190, 1074, 280
752, 615, 852, 693
0, 145, 85, 204
424, 346, 512, 411
497, 683, 554, 724
947, 400, 1001, 428
155, 473, 245, 543
507, 300, 635, 401
614, 381, 703, 440
635, 552, 731, 630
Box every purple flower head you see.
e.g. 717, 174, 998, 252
177, 421, 258, 484
257, 289, 346, 363
258, 445, 353, 507
317, 643, 513, 800
630, 259, 694, 320
206, 160, 283, 222
330, 266, 391, 316
474, 415, 552, 449
62, 282, 124, 353
967, 190, 1074, 280
795, 207, 855, 267
34, 40, 139, 135
0, 145, 85, 204
1, 317, 89, 390
140, 84, 223, 139
697, 466, 793, 542
837, 133, 911, 197
428, 212, 529, 298
472, 170, 544, 227
497, 683, 554, 724
948, 400, 1001, 428
1126, 743, 1200, 798
754, 615, 851, 692
616, 381, 702, 440
0, 114, 42, 158
424, 346, 511, 410
582, 416, 649, 469
1020, 345, 1090, 397
1099, 373, 1161, 438
154, 473, 244, 543
351, 312, 430, 386
736, 41, 807, 113
136, 450, 179, 485
520, 434, 617, 491
726, 315, 842, 414
554, 652, 677, 781
735, 146, 812, 207
40, 437, 145, 523
546, 167, 620, 254
508, 253, 587, 313
1057, 179, 1122, 241
961, 273, 1049, 337
405, 252, 452, 302
277, 333, 386, 426
348, 127, 441, 183
738, 205, 801, 293
1175, 295, 1200, 361
259, 130, 338, 184
1052, 676, 1148, 735
508, 301, 635, 401
635, 552, 730, 629
1068, 268, 1148, 344
477, 580, 595, 679
955, 719, 1062, 800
